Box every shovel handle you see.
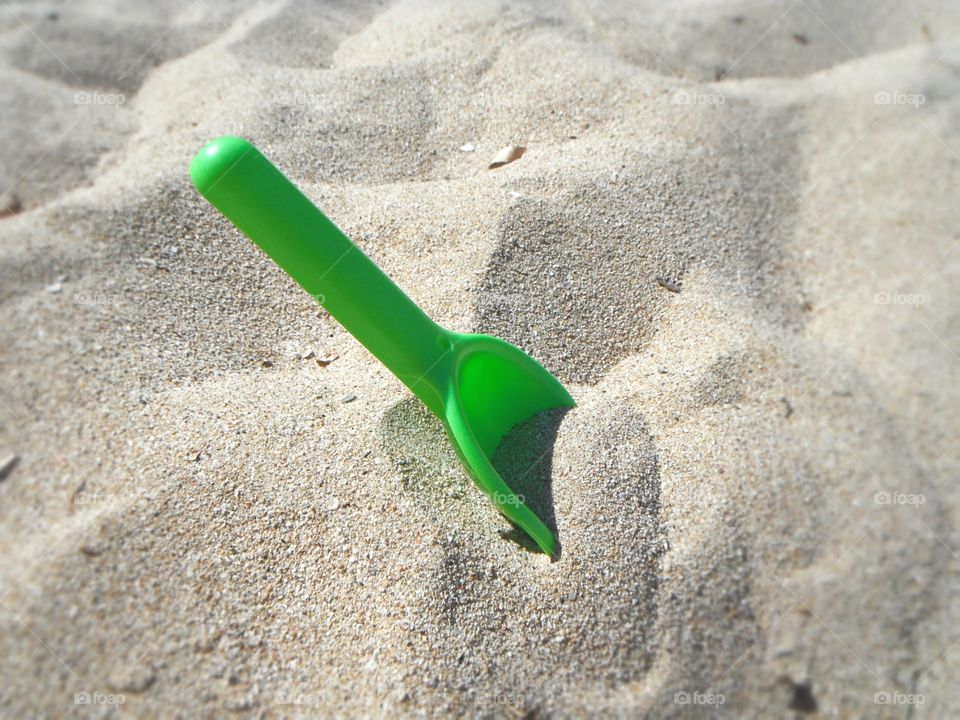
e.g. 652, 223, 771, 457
190, 136, 449, 413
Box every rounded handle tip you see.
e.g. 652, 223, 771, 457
189, 135, 255, 196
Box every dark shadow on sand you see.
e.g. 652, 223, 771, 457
490, 406, 570, 558
381, 399, 570, 559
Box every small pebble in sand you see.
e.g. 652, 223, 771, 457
109, 665, 157, 693
261, 359, 274, 368
781, 397, 794, 418
0, 454, 19, 482
1, 192, 22, 217
459, 143, 475, 152
299, 349, 315, 360
656, 276, 681, 293
342, 394, 357, 403
315, 353, 338, 367
488, 145, 526, 169
45, 280, 63, 294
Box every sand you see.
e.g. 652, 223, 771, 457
1, 0, 958, 717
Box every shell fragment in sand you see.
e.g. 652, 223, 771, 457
488, 145, 526, 169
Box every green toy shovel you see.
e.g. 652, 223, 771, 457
190, 136, 574, 556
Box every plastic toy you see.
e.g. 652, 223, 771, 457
190, 136, 574, 555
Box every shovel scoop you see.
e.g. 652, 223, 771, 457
190, 137, 574, 556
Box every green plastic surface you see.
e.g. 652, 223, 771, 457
190, 136, 574, 556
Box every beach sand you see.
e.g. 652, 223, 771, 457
1, 1, 958, 717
